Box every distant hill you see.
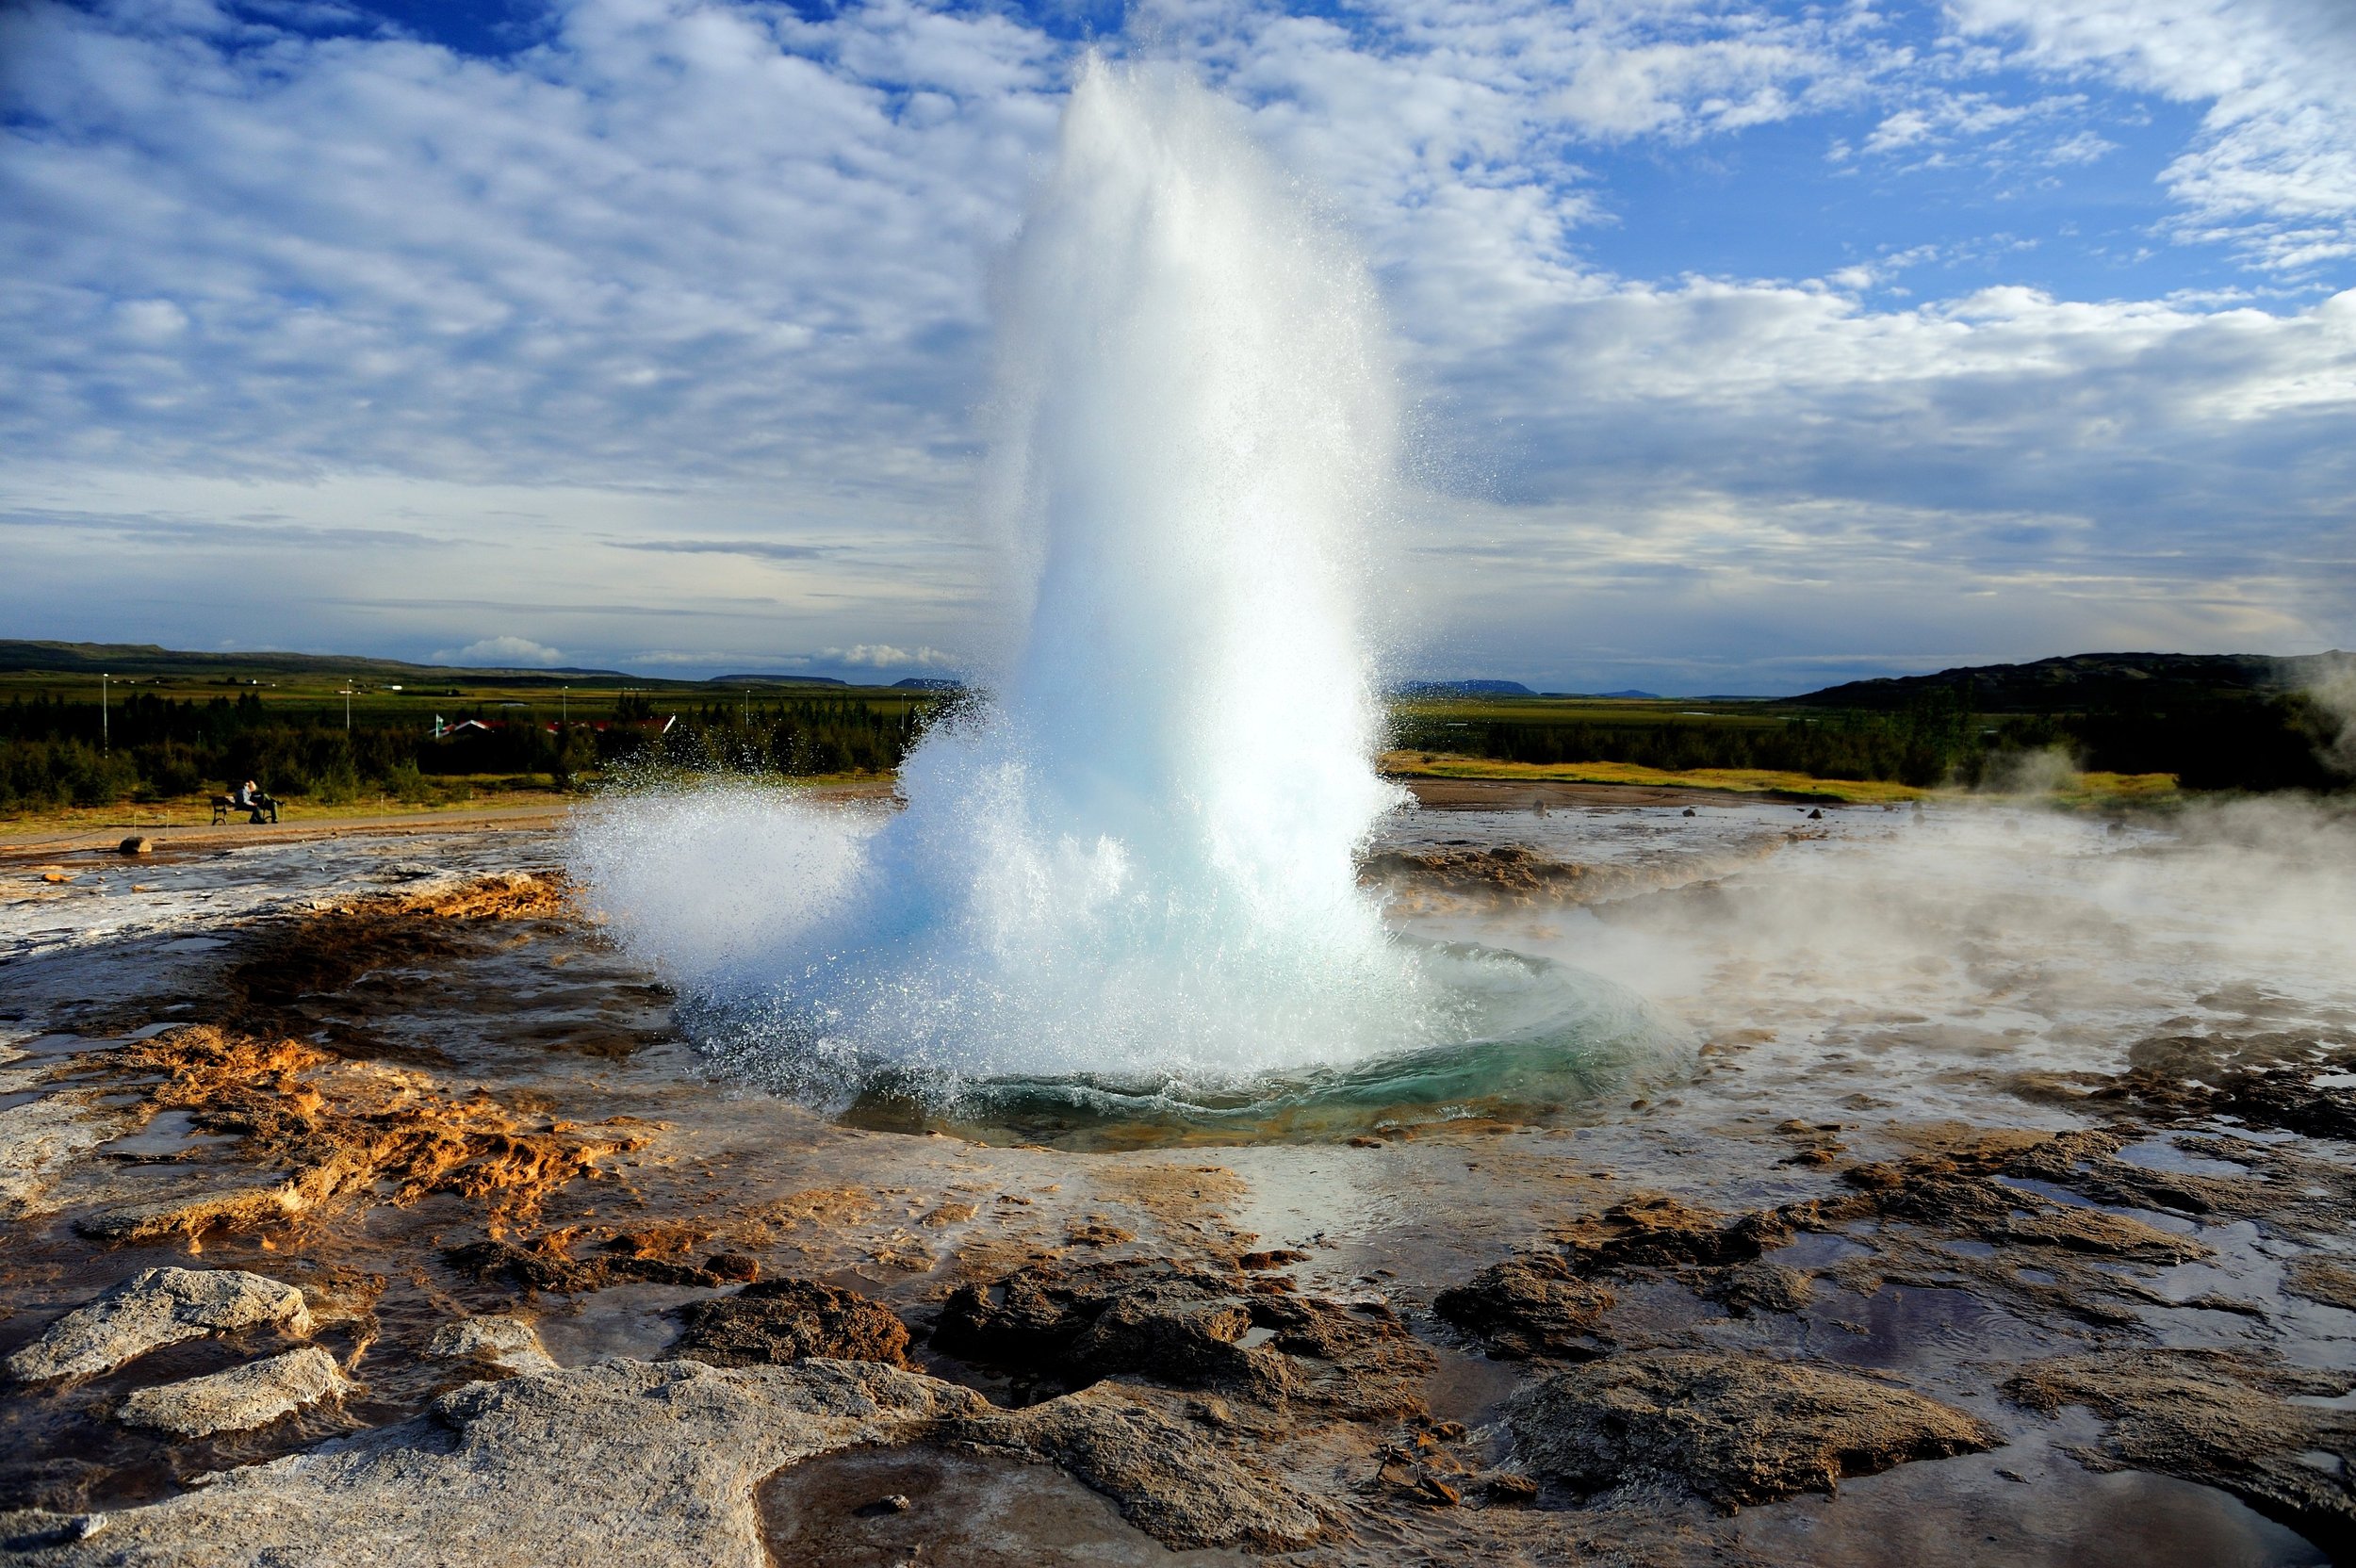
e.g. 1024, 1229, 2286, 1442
1395, 679, 1536, 697
1792, 651, 2356, 711
708, 672, 848, 687
891, 677, 963, 691
1595, 689, 1662, 699
0, 639, 631, 683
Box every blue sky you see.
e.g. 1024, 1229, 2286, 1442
3, 0, 2352, 693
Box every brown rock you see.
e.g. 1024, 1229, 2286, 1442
2285, 1256, 2356, 1312
1510, 1349, 2002, 1511
1710, 1262, 1814, 1316
1555, 1193, 1794, 1271
1237, 1249, 1310, 1270
1840, 1159, 2206, 1262
1433, 1252, 1615, 1360
951, 1380, 1328, 1550
118, 837, 153, 856
931, 1259, 1428, 1415
2003, 1348, 2356, 1549
670, 1279, 913, 1369
1482, 1471, 1540, 1504
443, 1239, 755, 1295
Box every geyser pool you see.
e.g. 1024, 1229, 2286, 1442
571, 60, 1687, 1139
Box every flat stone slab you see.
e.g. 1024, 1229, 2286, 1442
426, 1315, 558, 1376
0, 1358, 973, 1567
72, 1184, 308, 1244
115, 1348, 353, 1437
0, 1092, 139, 1218
4, 1268, 313, 1385
1510, 1348, 2003, 1511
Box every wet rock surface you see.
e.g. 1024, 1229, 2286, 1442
72, 1021, 656, 1240
114, 1347, 352, 1437
2078, 1032, 2356, 1143
0, 1359, 979, 1567
758, 1444, 1252, 1567
6, 811, 2356, 1567
1433, 1251, 1615, 1359
0, 1095, 139, 1220
425, 1315, 557, 1377
2003, 1349, 2356, 1552
933, 1258, 1429, 1416
443, 1237, 760, 1294
5, 1268, 311, 1385
952, 1380, 1330, 1549
670, 1278, 914, 1369
1359, 841, 1779, 909
1511, 1349, 2004, 1510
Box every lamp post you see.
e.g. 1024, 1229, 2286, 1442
101, 673, 108, 755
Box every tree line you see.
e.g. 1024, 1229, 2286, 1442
1392, 688, 2351, 792
0, 691, 945, 810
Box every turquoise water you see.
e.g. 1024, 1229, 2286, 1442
803, 940, 1693, 1150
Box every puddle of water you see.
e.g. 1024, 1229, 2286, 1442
1805, 1283, 2043, 1373
102, 1109, 235, 1161
2116, 1139, 2256, 1178
1420, 1343, 1525, 1436
532, 1283, 728, 1365
1737, 1432, 2331, 1568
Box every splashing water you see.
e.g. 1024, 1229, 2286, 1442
573, 60, 1680, 1135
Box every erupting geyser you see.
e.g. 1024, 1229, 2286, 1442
575, 59, 1672, 1133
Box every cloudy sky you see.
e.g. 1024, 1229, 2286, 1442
3, 0, 2351, 693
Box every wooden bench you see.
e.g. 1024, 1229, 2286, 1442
211, 794, 280, 825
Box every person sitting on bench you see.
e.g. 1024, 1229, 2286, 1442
230, 779, 279, 825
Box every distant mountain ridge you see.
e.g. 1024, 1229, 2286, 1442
708, 672, 847, 687
0, 639, 630, 681
1792, 651, 2356, 711
1394, 679, 1536, 696
0, 642, 884, 688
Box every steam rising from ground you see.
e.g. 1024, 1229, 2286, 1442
1531, 794, 2356, 1110
2313, 664, 2356, 776
575, 62, 1548, 1099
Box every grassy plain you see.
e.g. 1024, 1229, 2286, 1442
1376, 751, 1926, 803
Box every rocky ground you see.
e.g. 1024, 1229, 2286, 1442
0, 790, 2350, 1566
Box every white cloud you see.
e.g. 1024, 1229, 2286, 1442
0, 0, 2351, 690
1954, 0, 2356, 270
822, 644, 958, 669
438, 635, 566, 666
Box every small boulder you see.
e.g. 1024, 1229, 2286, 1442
5, 1267, 312, 1384
118, 837, 152, 856
426, 1315, 558, 1377
669, 1279, 912, 1369
115, 1347, 352, 1437
1434, 1252, 1614, 1359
